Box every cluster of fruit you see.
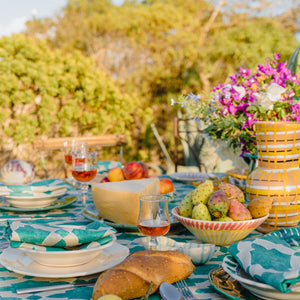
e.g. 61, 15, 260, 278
101, 161, 174, 194
179, 180, 273, 221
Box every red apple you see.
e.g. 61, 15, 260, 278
123, 162, 144, 180
137, 161, 149, 178
160, 178, 175, 194
100, 177, 110, 183
107, 167, 125, 182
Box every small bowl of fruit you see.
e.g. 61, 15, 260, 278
172, 180, 272, 246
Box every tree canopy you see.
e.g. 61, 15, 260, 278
5, 0, 300, 167
0, 34, 137, 148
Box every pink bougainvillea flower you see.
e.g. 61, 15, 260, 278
176, 53, 299, 157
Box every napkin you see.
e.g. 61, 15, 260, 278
97, 161, 122, 174
5, 220, 116, 251
0, 179, 74, 197
228, 228, 300, 293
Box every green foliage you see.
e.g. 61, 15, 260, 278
17, 0, 300, 163
0, 34, 137, 147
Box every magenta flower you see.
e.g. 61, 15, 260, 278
176, 53, 299, 157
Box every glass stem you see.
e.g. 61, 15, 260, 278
80, 183, 88, 207
149, 236, 157, 250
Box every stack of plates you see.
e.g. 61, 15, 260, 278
4, 188, 67, 209
21, 235, 117, 267
222, 255, 300, 300
0, 238, 129, 278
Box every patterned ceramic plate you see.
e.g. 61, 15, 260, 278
208, 267, 260, 300
0, 195, 76, 212
222, 255, 300, 300
0, 242, 129, 278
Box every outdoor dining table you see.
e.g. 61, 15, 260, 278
0, 175, 264, 300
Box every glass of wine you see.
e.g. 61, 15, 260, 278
71, 150, 97, 207
63, 140, 87, 165
138, 195, 170, 250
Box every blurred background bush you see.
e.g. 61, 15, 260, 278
0, 0, 299, 177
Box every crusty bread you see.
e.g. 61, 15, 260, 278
92, 250, 195, 300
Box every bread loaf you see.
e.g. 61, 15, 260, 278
92, 250, 195, 300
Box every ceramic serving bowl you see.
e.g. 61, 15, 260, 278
172, 206, 268, 246
19, 235, 116, 267
140, 236, 215, 265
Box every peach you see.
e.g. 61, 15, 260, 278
123, 162, 143, 180
100, 177, 110, 183
160, 178, 175, 194
137, 161, 149, 178
107, 167, 125, 182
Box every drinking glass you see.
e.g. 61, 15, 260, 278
63, 140, 87, 165
138, 195, 170, 250
71, 151, 97, 207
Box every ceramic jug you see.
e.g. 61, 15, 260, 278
246, 121, 300, 233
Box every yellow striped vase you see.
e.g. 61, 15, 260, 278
246, 121, 300, 233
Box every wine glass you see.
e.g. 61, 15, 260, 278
138, 195, 170, 250
71, 150, 97, 207
63, 140, 87, 165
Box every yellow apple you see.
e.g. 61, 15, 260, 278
107, 167, 125, 182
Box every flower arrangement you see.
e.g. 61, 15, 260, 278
173, 53, 299, 157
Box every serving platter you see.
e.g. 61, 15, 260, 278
222, 255, 300, 300
82, 202, 182, 232
0, 195, 76, 212
0, 242, 129, 278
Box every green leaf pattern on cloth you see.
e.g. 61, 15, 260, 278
228, 230, 300, 293
5, 220, 116, 251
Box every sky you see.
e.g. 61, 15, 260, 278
0, 0, 124, 37
0, 0, 298, 38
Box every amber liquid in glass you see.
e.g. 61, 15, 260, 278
138, 220, 170, 236
64, 154, 73, 165
72, 169, 97, 182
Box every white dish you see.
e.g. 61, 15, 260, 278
170, 172, 211, 183
0, 242, 129, 278
0, 194, 76, 212
5, 196, 58, 209
222, 255, 300, 300
140, 236, 215, 265
20, 234, 116, 267
4, 188, 67, 208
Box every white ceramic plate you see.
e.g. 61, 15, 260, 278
222, 255, 300, 300
0, 242, 129, 278
20, 235, 116, 267
169, 172, 211, 183
0, 194, 76, 212
4, 188, 67, 208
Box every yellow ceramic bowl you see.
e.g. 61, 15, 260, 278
172, 206, 268, 246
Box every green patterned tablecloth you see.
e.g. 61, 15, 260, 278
0, 176, 263, 300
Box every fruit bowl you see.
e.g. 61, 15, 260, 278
172, 206, 268, 246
